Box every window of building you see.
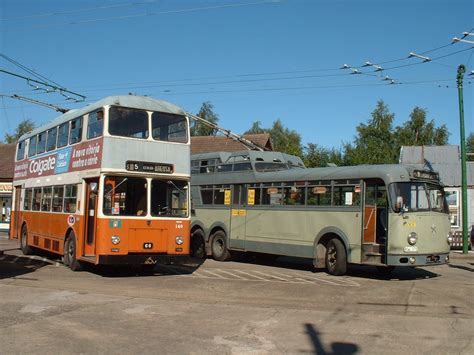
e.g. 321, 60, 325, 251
109, 106, 149, 139
69, 117, 83, 144
87, 111, 104, 140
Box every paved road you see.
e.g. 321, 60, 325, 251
1, 232, 473, 354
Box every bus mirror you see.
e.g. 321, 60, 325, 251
90, 182, 98, 192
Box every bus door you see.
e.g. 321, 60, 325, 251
12, 186, 22, 239
229, 184, 247, 250
83, 179, 99, 256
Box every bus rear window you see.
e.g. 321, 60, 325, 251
109, 106, 149, 139
151, 112, 187, 143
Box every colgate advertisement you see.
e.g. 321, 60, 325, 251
14, 138, 103, 180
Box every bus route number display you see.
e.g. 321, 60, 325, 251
126, 161, 174, 174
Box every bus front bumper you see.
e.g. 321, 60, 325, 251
98, 254, 190, 266
387, 253, 450, 266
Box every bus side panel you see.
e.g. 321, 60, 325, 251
19, 211, 83, 256
94, 218, 190, 257
244, 209, 362, 262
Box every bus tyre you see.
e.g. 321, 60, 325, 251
211, 231, 231, 262
191, 230, 206, 259
325, 238, 347, 276
64, 232, 83, 272
20, 225, 34, 255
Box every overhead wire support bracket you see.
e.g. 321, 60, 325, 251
408, 52, 431, 62
185, 112, 267, 152
0, 68, 86, 102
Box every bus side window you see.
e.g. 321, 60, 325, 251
87, 111, 104, 140
57, 122, 69, 148
28, 135, 37, 157
70, 117, 83, 145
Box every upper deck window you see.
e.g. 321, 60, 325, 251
28, 135, 37, 157
36, 132, 46, 154
57, 122, 69, 148
109, 106, 149, 139
87, 111, 103, 140
16, 140, 26, 161
70, 117, 83, 144
46, 127, 57, 152
151, 112, 187, 143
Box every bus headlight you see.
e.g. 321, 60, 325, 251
175, 236, 184, 245
111, 235, 121, 245
447, 232, 453, 245
407, 232, 418, 246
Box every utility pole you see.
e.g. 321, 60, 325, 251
456, 64, 469, 254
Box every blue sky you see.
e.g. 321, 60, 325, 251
0, 0, 472, 149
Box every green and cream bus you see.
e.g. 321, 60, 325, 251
189, 150, 453, 275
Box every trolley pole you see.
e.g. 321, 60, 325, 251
456, 64, 469, 254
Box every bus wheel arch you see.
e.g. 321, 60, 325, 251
313, 230, 349, 275
190, 227, 206, 259
20, 222, 34, 255
210, 228, 231, 261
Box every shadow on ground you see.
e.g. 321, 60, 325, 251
0, 252, 51, 280
303, 323, 359, 355
228, 252, 439, 281
87, 257, 205, 278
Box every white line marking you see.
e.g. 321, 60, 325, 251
200, 269, 227, 279
252, 270, 288, 281
215, 269, 247, 280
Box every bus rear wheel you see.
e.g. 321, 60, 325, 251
64, 232, 83, 272
325, 238, 347, 276
211, 231, 231, 262
20, 225, 34, 255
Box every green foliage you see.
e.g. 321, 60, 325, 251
244, 121, 265, 134
3, 119, 35, 143
303, 143, 344, 167
344, 100, 398, 165
191, 101, 219, 136
395, 107, 449, 146
467, 132, 474, 161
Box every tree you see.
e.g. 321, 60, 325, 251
344, 100, 398, 165
467, 132, 474, 162
267, 119, 302, 157
244, 121, 265, 134
3, 119, 35, 143
303, 143, 344, 167
191, 101, 219, 136
395, 107, 449, 146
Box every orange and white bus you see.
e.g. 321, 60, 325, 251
9, 95, 191, 271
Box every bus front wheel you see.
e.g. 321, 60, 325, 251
211, 231, 231, 262
325, 238, 347, 276
64, 232, 83, 272
20, 225, 34, 255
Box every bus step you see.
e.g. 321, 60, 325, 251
362, 243, 382, 254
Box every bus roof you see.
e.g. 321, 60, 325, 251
191, 150, 305, 167
19, 95, 186, 141
191, 150, 439, 186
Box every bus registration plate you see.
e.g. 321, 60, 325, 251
143, 243, 153, 249
403, 246, 418, 253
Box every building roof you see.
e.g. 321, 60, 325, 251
399, 145, 474, 186
191, 133, 273, 155
0, 144, 15, 180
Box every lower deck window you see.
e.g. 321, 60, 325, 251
103, 176, 147, 216
151, 180, 188, 217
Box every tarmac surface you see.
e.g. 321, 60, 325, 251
0, 230, 473, 354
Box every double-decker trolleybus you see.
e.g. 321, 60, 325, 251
190, 150, 453, 275
10, 95, 191, 271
